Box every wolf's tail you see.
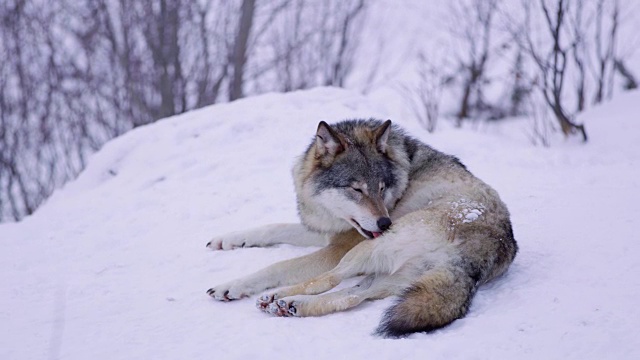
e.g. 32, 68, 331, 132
375, 265, 479, 338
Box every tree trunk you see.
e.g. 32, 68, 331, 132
229, 0, 256, 101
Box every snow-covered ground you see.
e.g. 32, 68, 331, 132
2, 87, 639, 359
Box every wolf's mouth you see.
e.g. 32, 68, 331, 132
350, 219, 383, 239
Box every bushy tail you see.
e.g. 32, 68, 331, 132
375, 266, 478, 338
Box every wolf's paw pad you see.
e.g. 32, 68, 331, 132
266, 299, 297, 317
256, 293, 277, 311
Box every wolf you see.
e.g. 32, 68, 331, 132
206, 119, 517, 338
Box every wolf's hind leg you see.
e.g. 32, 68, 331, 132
206, 223, 328, 250
262, 273, 407, 317
255, 240, 377, 303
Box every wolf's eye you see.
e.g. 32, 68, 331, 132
351, 187, 363, 193
380, 184, 386, 192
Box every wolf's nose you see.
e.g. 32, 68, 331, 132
377, 217, 392, 231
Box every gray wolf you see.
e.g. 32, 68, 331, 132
206, 119, 517, 338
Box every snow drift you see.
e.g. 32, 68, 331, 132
1, 87, 639, 359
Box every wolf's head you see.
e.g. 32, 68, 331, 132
294, 119, 410, 239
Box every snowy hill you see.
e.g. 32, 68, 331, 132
2, 87, 639, 359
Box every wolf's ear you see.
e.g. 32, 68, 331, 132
316, 121, 346, 157
373, 119, 392, 154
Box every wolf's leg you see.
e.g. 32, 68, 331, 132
207, 230, 363, 301
255, 240, 378, 302
260, 273, 408, 317
206, 223, 328, 250
255, 220, 447, 306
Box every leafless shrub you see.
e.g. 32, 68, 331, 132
447, 0, 500, 126
401, 52, 449, 133
0, 0, 88, 220
261, 0, 368, 92
0, 0, 372, 221
525, 86, 554, 147
506, 49, 533, 117
568, 0, 590, 112
518, 0, 588, 141
504, 0, 638, 143
591, 0, 620, 105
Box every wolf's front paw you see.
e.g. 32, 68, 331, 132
207, 282, 252, 301
206, 235, 247, 251
207, 287, 232, 301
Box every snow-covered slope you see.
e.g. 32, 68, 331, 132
2, 87, 639, 359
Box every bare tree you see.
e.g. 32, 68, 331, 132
325, 0, 366, 87
143, 0, 188, 118
0, 0, 233, 220
525, 90, 553, 147
592, 0, 619, 105
502, 0, 639, 142
0, 0, 375, 221
401, 52, 449, 133
0, 0, 71, 220
91, 0, 192, 124
521, 0, 587, 141
448, 0, 500, 125
184, 0, 234, 107
262, 0, 368, 92
507, 49, 532, 116
568, 0, 590, 112
268, 0, 319, 92
274, 0, 308, 91
229, 0, 256, 101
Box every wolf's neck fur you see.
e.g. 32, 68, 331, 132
298, 197, 353, 234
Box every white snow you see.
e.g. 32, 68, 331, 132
2, 87, 640, 359
448, 199, 486, 225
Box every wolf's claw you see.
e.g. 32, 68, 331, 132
206, 240, 224, 250
288, 305, 297, 315
207, 287, 235, 301
206, 237, 248, 251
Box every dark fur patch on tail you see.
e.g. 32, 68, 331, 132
375, 299, 453, 338
375, 269, 477, 338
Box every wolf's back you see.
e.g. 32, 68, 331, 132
375, 265, 478, 338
